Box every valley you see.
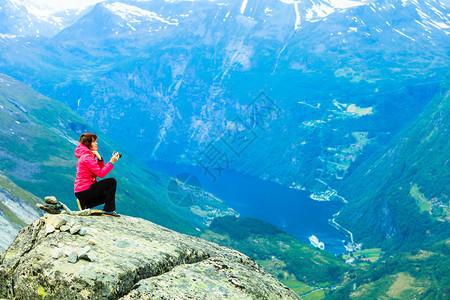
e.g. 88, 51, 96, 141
147, 160, 348, 254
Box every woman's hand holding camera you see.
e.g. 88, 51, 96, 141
110, 152, 120, 164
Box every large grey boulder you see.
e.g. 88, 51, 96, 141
0, 214, 300, 299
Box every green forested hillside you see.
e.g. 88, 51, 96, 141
337, 76, 450, 252
201, 216, 349, 297
329, 239, 450, 299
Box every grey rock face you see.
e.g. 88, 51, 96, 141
0, 215, 300, 299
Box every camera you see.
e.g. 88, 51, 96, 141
113, 151, 122, 158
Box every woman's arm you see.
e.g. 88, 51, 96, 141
83, 154, 113, 178
91, 150, 104, 168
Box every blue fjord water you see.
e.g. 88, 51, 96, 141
148, 161, 347, 254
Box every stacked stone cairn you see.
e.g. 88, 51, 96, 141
36, 196, 102, 216
36, 196, 66, 214
36, 196, 99, 263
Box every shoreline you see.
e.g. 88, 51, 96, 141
329, 211, 362, 252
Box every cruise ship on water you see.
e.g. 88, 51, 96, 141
309, 235, 325, 250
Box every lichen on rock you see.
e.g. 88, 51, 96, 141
0, 214, 300, 299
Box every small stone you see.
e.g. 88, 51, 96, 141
67, 251, 78, 263
45, 203, 63, 210
59, 202, 74, 215
78, 246, 91, 258
80, 252, 97, 262
88, 239, 98, 245
79, 228, 87, 236
70, 225, 81, 235
45, 224, 55, 235
51, 248, 64, 259
60, 225, 70, 232
45, 196, 58, 204
37, 203, 61, 215
74, 209, 92, 216
46, 215, 67, 229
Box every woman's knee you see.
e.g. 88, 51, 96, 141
108, 177, 117, 187
104, 177, 116, 183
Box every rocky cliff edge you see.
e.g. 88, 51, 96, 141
0, 213, 300, 299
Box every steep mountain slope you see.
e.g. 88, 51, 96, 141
0, 0, 448, 198
336, 74, 450, 251
0, 173, 41, 252
0, 73, 238, 236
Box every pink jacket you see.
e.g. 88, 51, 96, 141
74, 143, 114, 193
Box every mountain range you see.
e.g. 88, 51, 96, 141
1, 0, 448, 195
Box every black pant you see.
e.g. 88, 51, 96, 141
75, 178, 117, 211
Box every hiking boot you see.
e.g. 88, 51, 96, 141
103, 211, 121, 218
76, 199, 82, 211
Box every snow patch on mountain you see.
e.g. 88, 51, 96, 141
12, 0, 101, 21
240, 0, 248, 14
279, 0, 367, 10
0, 33, 19, 39
329, 0, 368, 8
306, 3, 335, 20
393, 28, 416, 40
5, 0, 102, 36
162, 0, 202, 2
280, 0, 368, 29
416, 8, 450, 33
104, 2, 178, 25
295, 2, 301, 29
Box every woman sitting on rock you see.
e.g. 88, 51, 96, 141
74, 133, 121, 217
